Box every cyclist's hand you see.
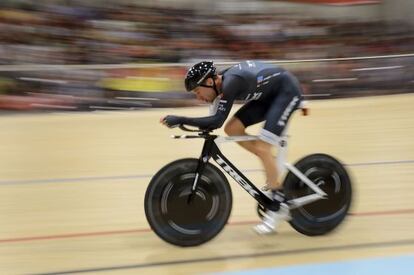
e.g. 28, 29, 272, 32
160, 115, 182, 128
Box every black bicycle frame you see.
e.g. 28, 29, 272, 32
192, 134, 276, 210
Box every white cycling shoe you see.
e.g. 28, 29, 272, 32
253, 203, 291, 235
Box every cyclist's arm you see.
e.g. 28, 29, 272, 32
179, 75, 245, 130
179, 100, 233, 129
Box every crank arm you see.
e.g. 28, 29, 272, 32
287, 193, 327, 210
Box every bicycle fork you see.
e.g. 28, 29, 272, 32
188, 136, 216, 203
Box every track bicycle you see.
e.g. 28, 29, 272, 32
145, 119, 352, 247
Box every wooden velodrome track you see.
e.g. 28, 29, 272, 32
0, 94, 413, 274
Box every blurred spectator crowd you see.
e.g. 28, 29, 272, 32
1, 1, 413, 64
0, 1, 413, 110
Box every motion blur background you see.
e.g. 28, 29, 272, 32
0, 0, 413, 110
1, 1, 414, 274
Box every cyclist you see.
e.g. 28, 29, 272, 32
161, 60, 304, 234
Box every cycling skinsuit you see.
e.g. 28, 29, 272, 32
180, 60, 303, 144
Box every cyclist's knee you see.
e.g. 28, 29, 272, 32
224, 118, 245, 136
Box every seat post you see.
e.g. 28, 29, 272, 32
277, 103, 306, 177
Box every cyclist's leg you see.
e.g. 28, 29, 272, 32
225, 117, 254, 152
226, 118, 280, 190
254, 140, 279, 189
260, 72, 303, 190
254, 74, 303, 234
224, 99, 269, 154
225, 100, 282, 191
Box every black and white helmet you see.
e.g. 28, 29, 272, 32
184, 61, 216, 92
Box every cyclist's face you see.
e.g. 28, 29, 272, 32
193, 78, 216, 103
